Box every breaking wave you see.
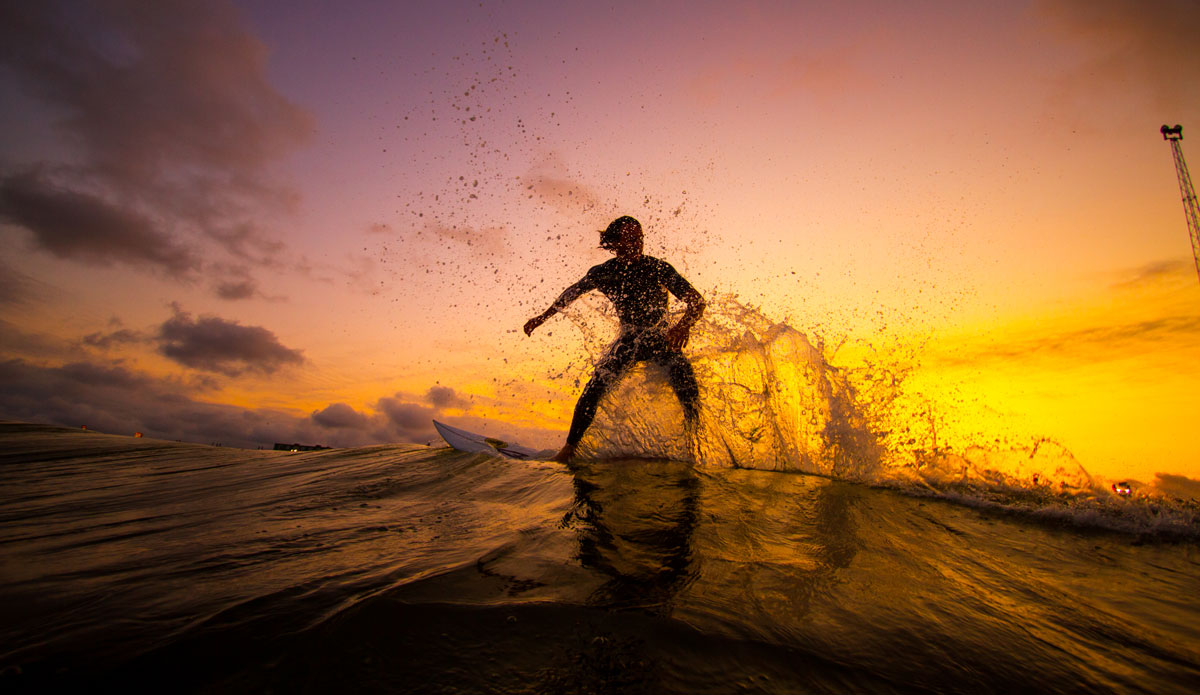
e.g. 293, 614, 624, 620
567, 295, 1199, 538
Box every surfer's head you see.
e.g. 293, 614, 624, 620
600, 216, 643, 257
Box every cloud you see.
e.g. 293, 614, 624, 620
312, 402, 369, 429
937, 313, 1200, 368
1036, 0, 1200, 112
0, 0, 313, 280
215, 279, 258, 301
1047, 316, 1200, 351
1153, 472, 1200, 501
425, 385, 470, 410
526, 152, 600, 216
312, 389, 475, 442
209, 263, 283, 302
929, 257, 1200, 369
0, 357, 494, 449
0, 357, 331, 448
0, 259, 45, 307
0, 169, 200, 275
0, 319, 76, 361
0, 1, 313, 190
424, 221, 510, 257
376, 395, 439, 442
1110, 259, 1192, 289
157, 306, 304, 376
208, 222, 287, 265
81, 327, 144, 350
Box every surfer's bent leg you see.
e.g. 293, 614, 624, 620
565, 337, 638, 447
661, 350, 700, 424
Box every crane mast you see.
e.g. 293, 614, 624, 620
1161, 124, 1200, 283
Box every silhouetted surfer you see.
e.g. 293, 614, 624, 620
524, 216, 706, 462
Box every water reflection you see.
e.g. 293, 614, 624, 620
812, 477, 860, 573
688, 471, 863, 632
565, 459, 699, 613
565, 460, 864, 630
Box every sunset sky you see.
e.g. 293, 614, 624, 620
1, 0, 1198, 484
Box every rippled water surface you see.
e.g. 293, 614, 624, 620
1, 422, 1198, 693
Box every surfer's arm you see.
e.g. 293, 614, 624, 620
660, 262, 705, 350
523, 279, 593, 336
665, 285, 705, 350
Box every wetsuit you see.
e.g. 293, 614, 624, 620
565, 255, 701, 447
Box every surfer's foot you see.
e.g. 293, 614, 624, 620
551, 443, 577, 463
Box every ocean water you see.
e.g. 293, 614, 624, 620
1, 422, 1198, 694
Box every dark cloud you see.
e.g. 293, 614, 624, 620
215, 279, 258, 301
0, 0, 313, 278
157, 307, 304, 376
376, 396, 439, 442
0, 1, 313, 190
210, 264, 278, 301
426, 385, 470, 410
1037, 0, 1200, 112
313, 389, 475, 443
0, 358, 171, 432
0, 319, 76, 361
0, 357, 331, 448
312, 402, 369, 429
0, 170, 200, 275
56, 360, 156, 390
0, 357, 497, 448
81, 327, 143, 350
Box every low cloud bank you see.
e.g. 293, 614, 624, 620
0, 358, 478, 449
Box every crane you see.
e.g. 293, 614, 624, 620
1161, 124, 1200, 283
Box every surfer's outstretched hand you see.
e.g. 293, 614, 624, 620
665, 324, 692, 351
523, 313, 547, 336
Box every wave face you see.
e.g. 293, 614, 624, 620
573, 296, 1199, 537
2, 423, 1198, 693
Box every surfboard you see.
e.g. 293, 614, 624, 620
432, 420, 547, 460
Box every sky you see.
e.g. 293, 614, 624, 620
0, 0, 1198, 485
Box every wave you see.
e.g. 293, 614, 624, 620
3, 423, 1199, 693
563, 295, 1200, 539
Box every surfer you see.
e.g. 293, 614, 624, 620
523, 215, 706, 462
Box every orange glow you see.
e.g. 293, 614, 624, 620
0, 1, 1197, 484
